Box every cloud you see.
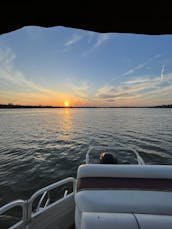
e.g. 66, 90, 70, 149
82, 33, 110, 56
123, 72, 172, 86
123, 79, 152, 85
160, 64, 165, 80
123, 77, 159, 85
65, 33, 82, 46
135, 83, 172, 105
0, 47, 67, 104
0, 47, 95, 106
111, 54, 162, 81
94, 34, 110, 48
96, 72, 172, 105
66, 81, 90, 99
87, 31, 95, 44
0, 47, 16, 67
96, 84, 151, 100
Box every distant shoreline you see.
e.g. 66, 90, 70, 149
0, 104, 172, 109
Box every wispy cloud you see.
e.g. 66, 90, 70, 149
87, 31, 95, 44
96, 83, 153, 100
94, 34, 110, 48
123, 72, 172, 86
96, 72, 172, 106
123, 54, 161, 77
123, 77, 160, 85
65, 33, 82, 46
0, 47, 95, 106
0, 47, 67, 105
160, 64, 165, 80
122, 78, 151, 85
66, 81, 90, 99
83, 33, 110, 56
0, 47, 16, 68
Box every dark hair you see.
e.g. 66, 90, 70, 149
99, 152, 118, 164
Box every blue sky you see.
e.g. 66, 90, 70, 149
0, 26, 172, 106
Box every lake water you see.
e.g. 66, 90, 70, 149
0, 108, 172, 206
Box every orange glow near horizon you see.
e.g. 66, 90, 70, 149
64, 101, 69, 107
2, 91, 164, 107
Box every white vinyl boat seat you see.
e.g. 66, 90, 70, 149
81, 212, 172, 229
75, 164, 172, 228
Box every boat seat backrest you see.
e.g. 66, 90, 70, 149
77, 164, 172, 179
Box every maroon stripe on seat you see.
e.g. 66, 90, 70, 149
77, 177, 172, 192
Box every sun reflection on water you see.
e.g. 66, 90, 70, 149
60, 108, 72, 141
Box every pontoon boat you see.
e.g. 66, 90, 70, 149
1, 146, 172, 229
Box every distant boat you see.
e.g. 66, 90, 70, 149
0, 146, 172, 228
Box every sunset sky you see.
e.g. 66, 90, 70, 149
0, 26, 172, 106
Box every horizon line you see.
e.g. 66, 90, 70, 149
0, 104, 172, 108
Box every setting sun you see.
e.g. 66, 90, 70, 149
64, 101, 69, 107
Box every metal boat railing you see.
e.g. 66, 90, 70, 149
0, 177, 75, 228
0, 200, 27, 229
86, 145, 145, 165
35, 190, 50, 212
28, 177, 75, 221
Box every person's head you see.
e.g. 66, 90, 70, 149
99, 152, 118, 164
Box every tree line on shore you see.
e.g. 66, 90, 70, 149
0, 103, 172, 108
